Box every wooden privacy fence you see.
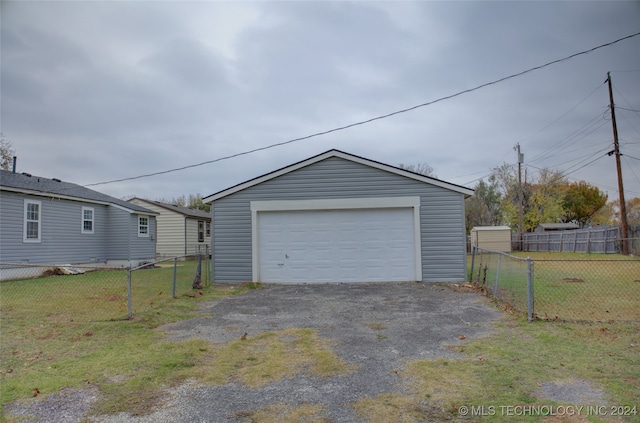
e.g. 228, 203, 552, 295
521, 226, 620, 253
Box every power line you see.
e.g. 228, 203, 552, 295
517, 82, 605, 148
85, 30, 640, 188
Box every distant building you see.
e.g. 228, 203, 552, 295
470, 226, 512, 252
535, 223, 579, 233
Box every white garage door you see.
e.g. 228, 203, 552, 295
257, 208, 416, 283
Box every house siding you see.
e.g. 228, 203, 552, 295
128, 199, 212, 257
129, 199, 186, 257
212, 157, 467, 283
185, 218, 211, 255
0, 191, 109, 264
129, 214, 156, 260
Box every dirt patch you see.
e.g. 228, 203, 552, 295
107, 294, 125, 302
562, 277, 585, 283
535, 378, 609, 404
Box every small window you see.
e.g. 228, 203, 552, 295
82, 207, 94, 234
24, 200, 42, 243
138, 216, 149, 237
198, 220, 205, 243
206, 221, 211, 237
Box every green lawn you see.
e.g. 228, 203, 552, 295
469, 251, 640, 321
2, 257, 639, 422
0, 261, 253, 418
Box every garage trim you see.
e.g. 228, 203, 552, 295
250, 196, 421, 282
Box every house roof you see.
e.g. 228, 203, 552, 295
129, 198, 211, 220
472, 226, 512, 231
537, 223, 579, 230
0, 170, 157, 215
203, 149, 475, 203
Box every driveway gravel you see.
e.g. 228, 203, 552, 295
6, 282, 502, 422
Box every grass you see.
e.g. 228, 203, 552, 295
469, 251, 640, 321
354, 317, 640, 422
199, 328, 353, 388
2, 256, 639, 422
243, 403, 328, 423
0, 261, 257, 418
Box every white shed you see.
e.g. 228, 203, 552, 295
470, 226, 512, 252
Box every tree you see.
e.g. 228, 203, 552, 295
590, 200, 616, 225
465, 176, 503, 230
561, 181, 607, 227
161, 194, 210, 212
626, 197, 640, 226
522, 169, 567, 231
398, 162, 436, 178
0, 133, 16, 170
600, 197, 640, 226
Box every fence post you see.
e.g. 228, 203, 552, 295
172, 257, 178, 298
527, 257, 533, 322
494, 254, 502, 296
469, 246, 476, 282
205, 245, 210, 286
127, 267, 133, 320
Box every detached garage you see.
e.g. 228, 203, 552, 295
203, 150, 474, 283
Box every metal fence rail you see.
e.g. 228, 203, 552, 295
469, 247, 640, 322
0, 253, 212, 322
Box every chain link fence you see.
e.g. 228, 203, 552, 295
0, 253, 212, 322
469, 247, 640, 322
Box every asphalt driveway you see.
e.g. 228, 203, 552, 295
98, 282, 501, 422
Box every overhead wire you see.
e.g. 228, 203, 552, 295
516, 82, 605, 148
84, 31, 640, 188
527, 111, 609, 164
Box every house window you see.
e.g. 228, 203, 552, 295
206, 221, 211, 237
198, 221, 204, 243
24, 200, 42, 243
138, 216, 149, 237
82, 207, 94, 234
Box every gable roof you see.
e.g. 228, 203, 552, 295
0, 170, 157, 215
129, 198, 211, 220
203, 149, 474, 203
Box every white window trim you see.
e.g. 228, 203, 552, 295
81, 206, 94, 234
23, 199, 42, 243
138, 215, 149, 237
250, 197, 422, 283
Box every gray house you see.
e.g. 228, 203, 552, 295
203, 149, 474, 284
0, 169, 158, 277
128, 198, 211, 258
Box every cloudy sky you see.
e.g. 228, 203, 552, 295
2, 1, 640, 204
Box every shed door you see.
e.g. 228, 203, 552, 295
257, 208, 416, 283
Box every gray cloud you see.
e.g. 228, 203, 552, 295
1, 1, 639, 202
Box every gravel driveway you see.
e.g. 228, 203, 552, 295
7, 282, 501, 422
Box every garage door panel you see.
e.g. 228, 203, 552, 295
258, 208, 416, 283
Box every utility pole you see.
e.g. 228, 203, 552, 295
514, 143, 524, 250
607, 72, 629, 255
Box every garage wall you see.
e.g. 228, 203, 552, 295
212, 156, 468, 283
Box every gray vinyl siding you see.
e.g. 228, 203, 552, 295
106, 206, 131, 260
129, 199, 185, 257
108, 209, 156, 261
212, 157, 468, 283
129, 215, 156, 260
0, 191, 109, 264
0, 191, 156, 264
